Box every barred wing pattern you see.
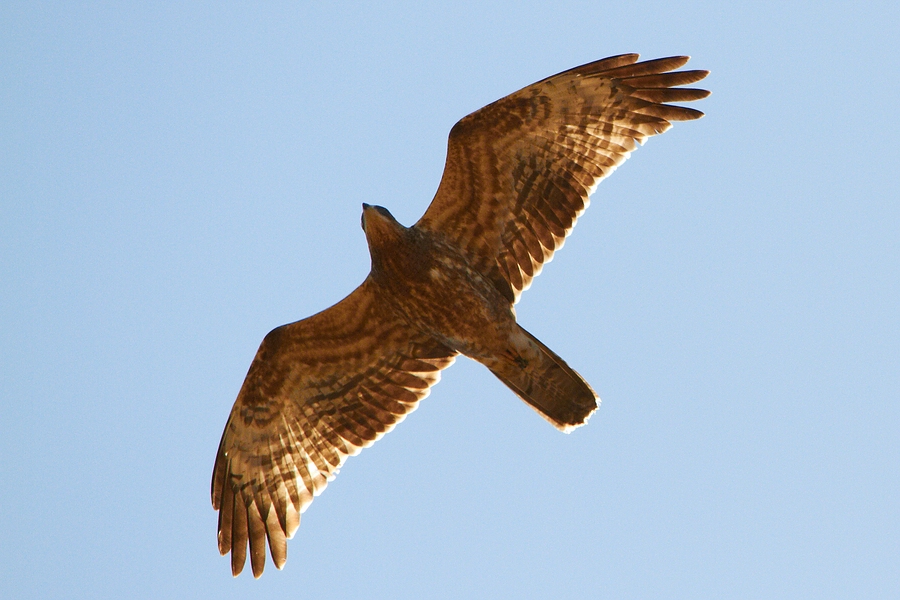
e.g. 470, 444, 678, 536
416, 54, 709, 303
211, 279, 457, 577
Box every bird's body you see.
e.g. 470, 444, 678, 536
212, 53, 710, 578
365, 205, 515, 359
363, 203, 596, 429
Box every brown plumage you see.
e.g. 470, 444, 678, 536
212, 53, 709, 577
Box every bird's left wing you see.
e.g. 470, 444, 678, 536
211, 278, 457, 578
416, 54, 709, 303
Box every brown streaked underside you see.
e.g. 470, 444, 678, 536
213, 53, 709, 578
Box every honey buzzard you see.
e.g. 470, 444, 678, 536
212, 53, 709, 577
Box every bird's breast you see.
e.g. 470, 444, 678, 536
375, 240, 515, 358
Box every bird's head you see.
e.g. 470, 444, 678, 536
361, 203, 411, 275
361, 203, 404, 242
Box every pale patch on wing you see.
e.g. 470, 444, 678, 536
416, 54, 709, 303
211, 279, 457, 578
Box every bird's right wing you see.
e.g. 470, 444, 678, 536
211, 278, 457, 578
416, 54, 709, 303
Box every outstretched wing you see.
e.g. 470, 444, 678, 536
416, 54, 709, 303
211, 279, 457, 578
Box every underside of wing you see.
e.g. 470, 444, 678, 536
211, 279, 457, 577
416, 54, 709, 303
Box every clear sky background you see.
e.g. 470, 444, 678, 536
2, 1, 898, 598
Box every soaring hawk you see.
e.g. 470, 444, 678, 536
212, 53, 709, 577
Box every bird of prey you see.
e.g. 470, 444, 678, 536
212, 53, 709, 577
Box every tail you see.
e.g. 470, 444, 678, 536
483, 326, 598, 432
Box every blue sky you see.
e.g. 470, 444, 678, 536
2, 1, 898, 598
